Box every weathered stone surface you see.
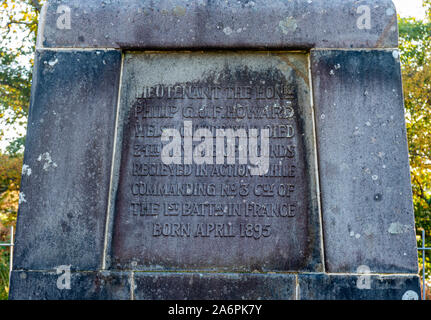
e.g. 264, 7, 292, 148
10, 1, 419, 301
9, 271, 421, 300
311, 50, 418, 274
298, 274, 421, 300
134, 272, 295, 300
9, 271, 130, 300
13, 50, 122, 270
39, 0, 398, 49
108, 51, 322, 272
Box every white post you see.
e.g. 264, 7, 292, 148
422, 229, 427, 300
9, 226, 13, 275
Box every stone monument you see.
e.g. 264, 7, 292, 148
9, 0, 421, 300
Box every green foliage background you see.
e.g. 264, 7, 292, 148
0, 242, 10, 300
0, 0, 430, 299
0, 0, 41, 300
398, 1, 431, 283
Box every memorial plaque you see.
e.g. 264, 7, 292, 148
110, 52, 321, 271
10, 0, 421, 300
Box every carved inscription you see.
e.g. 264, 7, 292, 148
130, 84, 298, 236
112, 53, 312, 271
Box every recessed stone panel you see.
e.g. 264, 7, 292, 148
110, 52, 321, 272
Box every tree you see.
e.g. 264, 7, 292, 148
0, 0, 41, 213
0, 0, 41, 151
398, 1, 431, 281
0, 0, 41, 300
0, 153, 21, 299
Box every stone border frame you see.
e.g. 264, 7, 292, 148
103, 50, 324, 273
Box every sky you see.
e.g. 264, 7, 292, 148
0, 0, 428, 152
393, 0, 427, 19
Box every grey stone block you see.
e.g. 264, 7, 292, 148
298, 274, 421, 300
310, 50, 418, 274
133, 272, 296, 300
13, 50, 122, 270
9, 271, 130, 300
10, 1, 419, 301
39, 0, 398, 49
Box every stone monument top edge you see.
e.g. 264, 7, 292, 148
37, 0, 398, 50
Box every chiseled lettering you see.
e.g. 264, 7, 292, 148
140, 85, 293, 100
